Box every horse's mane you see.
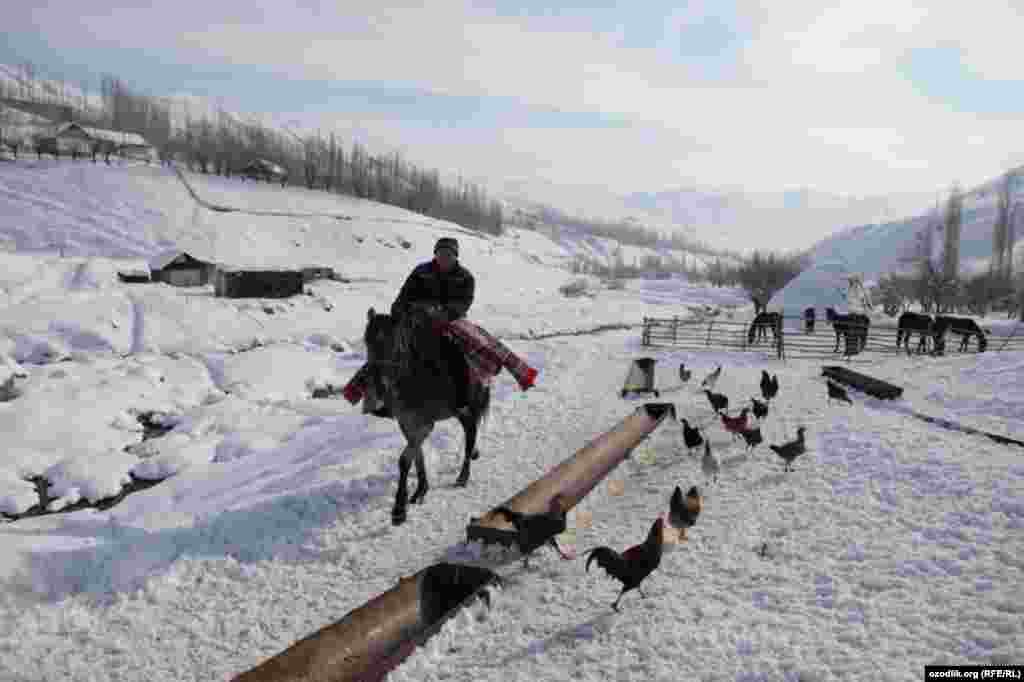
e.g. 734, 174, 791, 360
390, 308, 444, 379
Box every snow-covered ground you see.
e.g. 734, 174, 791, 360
0, 159, 1021, 681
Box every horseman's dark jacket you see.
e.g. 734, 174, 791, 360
391, 261, 475, 322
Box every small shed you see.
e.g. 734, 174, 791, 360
52, 122, 154, 158
240, 159, 288, 181
301, 266, 335, 283
215, 268, 304, 299
149, 250, 215, 287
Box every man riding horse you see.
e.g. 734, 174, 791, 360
363, 237, 475, 417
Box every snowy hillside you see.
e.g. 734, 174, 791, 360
0, 157, 1021, 681
622, 185, 937, 255
808, 169, 1024, 279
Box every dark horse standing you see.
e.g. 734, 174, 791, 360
363, 305, 491, 526
933, 315, 988, 353
896, 311, 935, 354
825, 308, 870, 355
747, 312, 781, 345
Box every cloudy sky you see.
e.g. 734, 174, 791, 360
5, 1, 1024, 234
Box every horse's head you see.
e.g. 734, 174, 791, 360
364, 307, 396, 364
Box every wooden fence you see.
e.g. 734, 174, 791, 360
641, 314, 1024, 362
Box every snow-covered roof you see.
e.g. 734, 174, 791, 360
55, 122, 150, 147
147, 249, 214, 271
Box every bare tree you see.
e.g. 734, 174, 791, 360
993, 173, 1011, 278
943, 183, 962, 282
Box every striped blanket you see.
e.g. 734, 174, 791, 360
341, 319, 537, 406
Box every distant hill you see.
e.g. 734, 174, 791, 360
807, 168, 1024, 279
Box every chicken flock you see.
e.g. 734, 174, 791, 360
481, 364, 851, 612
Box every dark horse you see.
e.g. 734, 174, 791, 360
896, 311, 935, 355
363, 305, 492, 526
825, 308, 870, 355
747, 312, 781, 345
933, 315, 988, 353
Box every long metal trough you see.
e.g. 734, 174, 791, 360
466, 402, 676, 546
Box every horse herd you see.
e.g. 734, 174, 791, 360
746, 308, 870, 354
895, 311, 988, 354
746, 308, 988, 356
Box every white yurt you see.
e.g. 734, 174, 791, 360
768, 259, 872, 330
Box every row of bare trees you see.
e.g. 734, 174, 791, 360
0, 62, 503, 235
881, 176, 1022, 318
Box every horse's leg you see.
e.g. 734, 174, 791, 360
455, 411, 479, 487
408, 423, 433, 505
455, 387, 487, 487
393, 443, 414, 526
410, 443, 429, 505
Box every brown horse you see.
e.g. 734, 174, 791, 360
363, 305, 491, 526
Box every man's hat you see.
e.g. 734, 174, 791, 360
434, 237, 459, 257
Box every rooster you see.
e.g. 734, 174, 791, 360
764, 374, 779, 401
750, 397, 769, 421
680, 418, 704, 455
678, 363, 692, 383
493, 494, 574, 568
826, 380, 852, 406
704, 389, 729, 414
739, 426, 763, 452
769, 427, 807, 472
668, 485, 701, 532
585, 517, 665, 612
701, 440, 720, 484
720, 407, 750, 441
701, 365, 722, 390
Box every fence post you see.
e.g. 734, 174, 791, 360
641, 317, 649, 346
673, 316, 679, 345
777, 311, 784, 360
706, 320, 715, 347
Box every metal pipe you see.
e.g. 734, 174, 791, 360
466, 403, 676, 545
232, 563, 499, 682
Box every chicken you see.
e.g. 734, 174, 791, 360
750, 397, 769, 421
678, 363, 691, 383
826, 380, 852, 405
701, 365, 722, 390
739, 426, 763, 452
720, 407, 751, 441
680, 418, 704, 455
585, 517, 665, 612
701, 440, 720, 484
668, 485, 701, 531
759, 370, 772, 401
494, 494, 574, 568
704, 389, 729, 414
769, 427, 807, 472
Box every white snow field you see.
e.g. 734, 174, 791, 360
0, 159, 1021, 681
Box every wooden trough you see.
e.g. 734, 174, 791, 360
466, 402, 676, 546
823, 365, 1023, 448
232, 562, 499, 682
821, 365, 903, 400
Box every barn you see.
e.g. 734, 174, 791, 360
49, 123, 155, 160
214, 268, 304, 299
149, 250, 216, 287
301, 266, 335, 283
